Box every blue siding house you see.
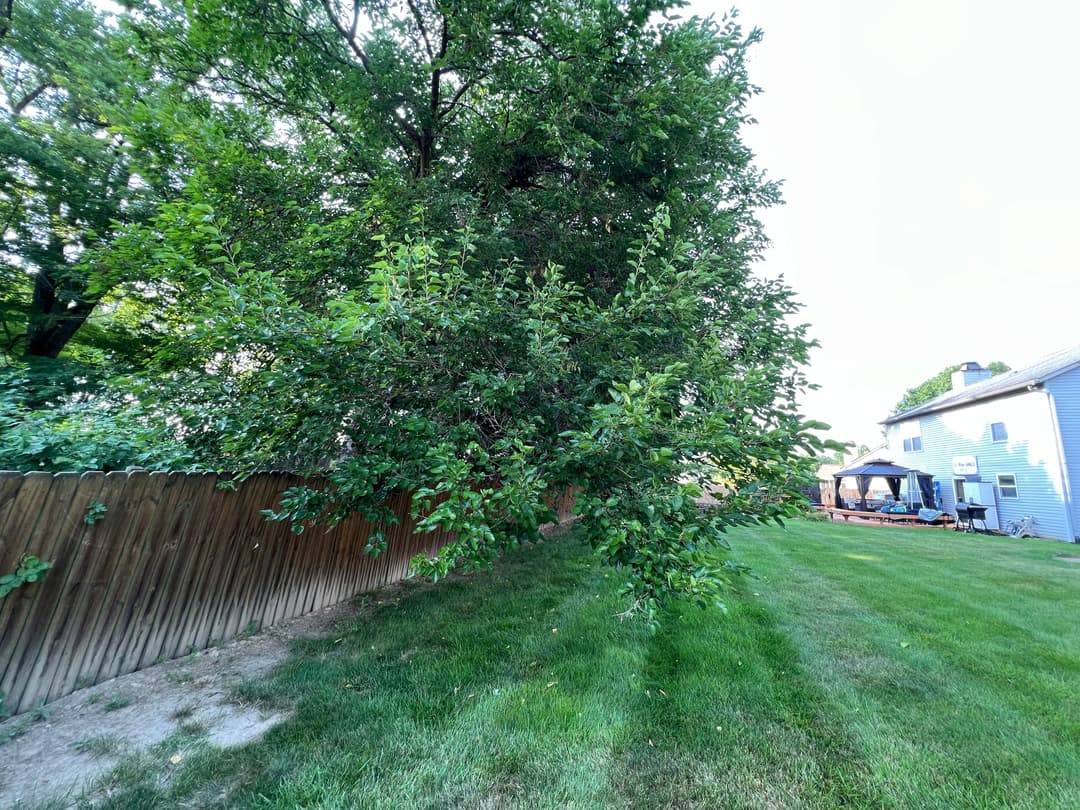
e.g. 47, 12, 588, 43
884, 346, 1080, 542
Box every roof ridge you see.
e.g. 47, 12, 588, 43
885, 343, 1080, 424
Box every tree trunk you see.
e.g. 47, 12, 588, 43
24, 275, 96, 358
23, 198, 98, 358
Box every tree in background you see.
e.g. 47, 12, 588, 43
892, 362, 1010, 415
1, 0, 151, 361
0, 0, 320, 405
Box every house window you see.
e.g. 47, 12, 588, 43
903, 436, 923, 452
954, 479, 966, 503
997, 474, 1019, 499
991, 422, 1008, 442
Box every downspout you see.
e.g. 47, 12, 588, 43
1038, 385, 1077, 542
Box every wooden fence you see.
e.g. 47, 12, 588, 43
0, 471, 576, 715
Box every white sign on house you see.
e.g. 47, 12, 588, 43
952, 455, 978, 475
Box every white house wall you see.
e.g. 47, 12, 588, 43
1045, 366, 1080, 538
886, 390, 1072, 540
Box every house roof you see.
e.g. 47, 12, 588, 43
883, 344, 1080, 425
815, 444, 888, 482
849, 443, 888, 466
815, 463, 844, 482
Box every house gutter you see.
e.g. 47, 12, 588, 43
882, 383, 1039, 426
1037, 384, 1078, 542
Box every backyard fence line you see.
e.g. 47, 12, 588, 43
0, 470, 577, 715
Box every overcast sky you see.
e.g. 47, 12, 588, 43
687, 0, 1080, 451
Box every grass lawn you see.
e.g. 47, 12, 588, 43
51, 520, 1080, 809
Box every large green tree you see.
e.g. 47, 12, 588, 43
2, 0, 833, 618
130, 0, 773, 296
112, 0, 832, 619
1, 0, 315, 407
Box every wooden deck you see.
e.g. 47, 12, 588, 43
826, 507, 956, 530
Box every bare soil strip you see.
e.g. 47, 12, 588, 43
0, 600, 356, 808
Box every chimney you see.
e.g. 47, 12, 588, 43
951, 361, 993, 390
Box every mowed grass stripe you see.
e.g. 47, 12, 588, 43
734, 520, 1080, 809
614, 596, 884, 809
745, 524, 1079, 729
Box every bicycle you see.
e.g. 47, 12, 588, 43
1006, 515, 1038, 539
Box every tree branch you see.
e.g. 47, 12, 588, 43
440, 98, 493, 128
493, 28, 573, 63
406, 0, 434, 62
438, 72, 488, 121
319, 0, 373, 75
349, 0, 360, 41
12, 82, 53, 115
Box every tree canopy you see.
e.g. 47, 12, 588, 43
0, 0, 834, 620
892, 362, 1010, 415
1, 0, 158, 359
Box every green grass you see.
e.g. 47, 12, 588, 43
71, 735, 124, 757
64, 522, 1080, 809
734, 519, 1080, 809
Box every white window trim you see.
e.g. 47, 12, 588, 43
903, 436, 923, 453
997, 473, 1019, 499
895, 420, 923, 453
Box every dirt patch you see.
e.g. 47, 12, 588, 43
0, 599, 358, 808
1055, 555, 1080, 563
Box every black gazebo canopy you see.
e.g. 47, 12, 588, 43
833, 460, 935, 511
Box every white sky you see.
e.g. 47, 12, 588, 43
688, 0, 1080, 451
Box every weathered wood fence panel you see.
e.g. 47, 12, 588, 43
0, 471, 576, 714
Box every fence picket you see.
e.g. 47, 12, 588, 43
0, 469, 572, 714
0, 473, 90, 710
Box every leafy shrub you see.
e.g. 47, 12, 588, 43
0, 369, 197, 473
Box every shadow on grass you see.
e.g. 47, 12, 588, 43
77, 527, 881, 809
81, 531, 634, 807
